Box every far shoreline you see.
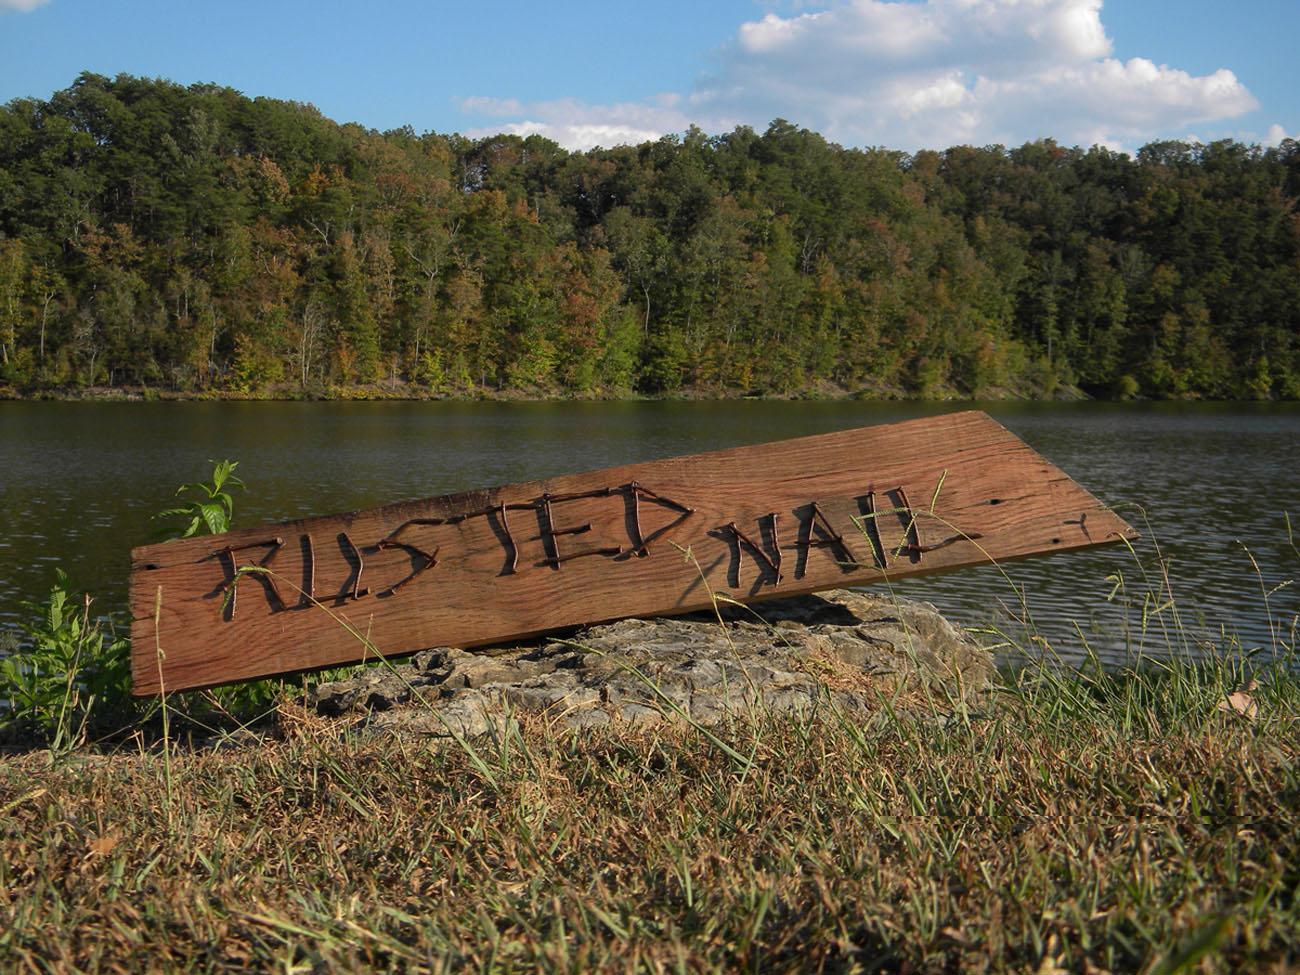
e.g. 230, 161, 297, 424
4, 380, 1254, 405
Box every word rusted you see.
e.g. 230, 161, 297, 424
213, 480, 941, 619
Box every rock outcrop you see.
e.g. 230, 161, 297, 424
309, 589, 994, 737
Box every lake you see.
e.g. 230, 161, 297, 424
1, 401, 1296, 667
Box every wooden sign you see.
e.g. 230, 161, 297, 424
130, 411, 1136, 694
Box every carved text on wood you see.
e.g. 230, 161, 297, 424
130, 411, 1137, 693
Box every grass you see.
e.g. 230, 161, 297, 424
1, 651, 1297, 973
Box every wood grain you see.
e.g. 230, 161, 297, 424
129, 411, 1137, 694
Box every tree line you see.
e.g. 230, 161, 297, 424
1, 72, 1297, 399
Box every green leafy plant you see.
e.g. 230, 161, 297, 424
154, 459, 243, 538
1, 459, 286, 750
0, 570, 131, 749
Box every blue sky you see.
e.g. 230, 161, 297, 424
1, 0, 1295, 152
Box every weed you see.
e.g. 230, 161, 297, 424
1, 458, 285, 748
0, 569, 131, 750
153, 458, 243, 539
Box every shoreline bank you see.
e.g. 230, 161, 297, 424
1, 380, 1105, 404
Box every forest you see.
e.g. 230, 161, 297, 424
0, 72, 1297, 400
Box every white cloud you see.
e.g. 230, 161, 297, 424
0, 0, 50, 12
1265, 123, 1296, 147
460, 97, 687, 151
456, 0, 1258, 152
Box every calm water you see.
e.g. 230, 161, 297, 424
1, 401, 1296, 665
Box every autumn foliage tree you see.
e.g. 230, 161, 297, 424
0, 73, 1297, 399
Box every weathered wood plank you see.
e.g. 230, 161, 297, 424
129, 410, 1136, 693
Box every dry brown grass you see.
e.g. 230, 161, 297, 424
2, 661, 1298, 974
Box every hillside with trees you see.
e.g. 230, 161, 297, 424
1, 72, 1297, 399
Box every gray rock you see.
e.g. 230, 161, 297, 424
360, 688, 498, 739
308, 589, 993, 738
